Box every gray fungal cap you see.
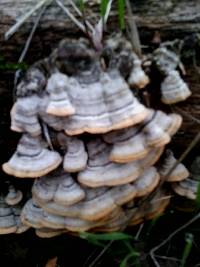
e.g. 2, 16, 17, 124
61, 70, 148, 135
161, 70, 191, 104
158, 149, 189, 182
5, 185, 23, 206
2, 134, 62, 178
128, 53, 150, 89
32, 168, 85, 206
78, 139, 142, 187
172, 178, 198, 200
132, 167, 160, 197
21, 199, 44, 228
153, 47, 180, 75
10, 95, 41, 136
0, 196, 20, 234
142, 110, 171, 147
57, 133, 88, 172
103, 109, 178, 164
38, 94, 68, 131
46, 72, 75, 117
34, 183, 137, 222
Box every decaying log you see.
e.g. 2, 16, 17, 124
0, 0, 199, 170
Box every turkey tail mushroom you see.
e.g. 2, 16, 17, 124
32, 169, 85, 206
158, 149, 190, 182
5, 185, 23, 206
46, 72, 75, 117
128, 53, 150, 89
2, 134, 62, 178
78, 139, 142, 187
10, 95, 41, 136
161, 70, 191, 104
172, 178, 198, 200
57, 133, 88, 172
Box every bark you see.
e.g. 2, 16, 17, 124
0, 0, 199, 163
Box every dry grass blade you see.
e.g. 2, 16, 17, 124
88, 240, 114, 267
13, 2, 50, 101
67, 0, 94, 31
150, 212, 200, 267
55, 0, 86, 32
5, 0, 51, 40
126, 0, 142, 58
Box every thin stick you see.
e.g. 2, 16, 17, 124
135, 223, 144, 240
140, 131, 200, 206
126, 0, 142, 58
172, 107, 200, 125
42, 123, 54, 150
13, 2, 50, 100
150, 212, 200, 267
5, 0, 51, 40
154, 254, 181, 262
88, 240, 114, 267
55, 0, 86, 33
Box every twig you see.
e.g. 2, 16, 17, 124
83, 248, 99, 267
13, 3, 50, 100
55, 0, 86, 33
5, 0, 51, 40
172, 107, 200, 125
154, 254, 181, 262
42, 123, 54, 150
88, 240, 114, 267
126, 0, 142, 58
135, 223, 144, 240
150, 212, 200, 267
141, 131, 200, 206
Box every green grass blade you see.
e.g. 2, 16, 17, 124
101, 0, 109, 17
117, 0, 125, 30
76, 0, 85, 11
195, 181, 200, 209
120, 251, 140, 267
123, 240, 135, 253
79, 232, 134, 241
180, 233, 193, 267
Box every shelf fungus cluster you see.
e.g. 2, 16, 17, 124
1, 37, 193, 237
153, 46, 192, 104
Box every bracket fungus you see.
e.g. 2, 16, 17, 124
172, 156, 200, 200
1, 36, 193, 236
10, 95, 41, 136
57, 133, 88, 172
153, 46, 192, 104
161, 70, 192, 104
3, 134, 62, 178
5, 185, 23, 206
46, 72, 75, 117
158, 150, 190, 182
0, 196, 29, 234
32, 169, 85, 206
